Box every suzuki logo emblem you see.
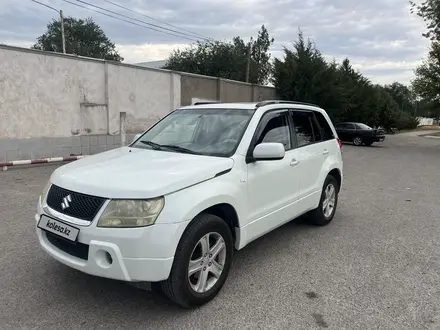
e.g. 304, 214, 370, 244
61, 195, 72, 210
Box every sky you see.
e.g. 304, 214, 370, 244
0, 0, 431, 85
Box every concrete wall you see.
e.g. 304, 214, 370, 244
417, 117, 435, 126
0, 44, 276, 162
0, 48, 105, 139
107, 64, 180, 134
180, 73, 278, 106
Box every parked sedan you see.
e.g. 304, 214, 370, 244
335, 122, 385, 146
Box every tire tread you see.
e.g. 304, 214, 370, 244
159, 213, 233, 308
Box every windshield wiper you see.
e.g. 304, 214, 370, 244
139, 141, 200, 154
140, 140, 162, 150
160, 144, 201, 155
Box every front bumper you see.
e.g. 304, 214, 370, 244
35, 197, 190, 282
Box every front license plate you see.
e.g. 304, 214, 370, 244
38, 215, 79, 242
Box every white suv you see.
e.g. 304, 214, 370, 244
35, 100, 343, 308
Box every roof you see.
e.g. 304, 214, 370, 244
179, 100, 323, 111
179, 102, 259, 110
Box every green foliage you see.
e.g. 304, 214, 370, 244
410, 0, 440, 41
383, 82, 416, 113
410, 0, 440, 117
272, 31, 419, 130
163, 25, 274, 85
412, 42, 440, 102
33, 17, 123, 61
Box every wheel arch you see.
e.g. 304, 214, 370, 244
328, 168, 342, 191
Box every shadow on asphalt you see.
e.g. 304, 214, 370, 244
44, 213, 343, 314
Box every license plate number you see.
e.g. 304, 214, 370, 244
38, 215, 79, 242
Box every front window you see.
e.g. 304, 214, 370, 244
132, 108, 255, 157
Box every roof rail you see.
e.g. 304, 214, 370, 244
193, 101, 222, 105
255, 100, 320, 108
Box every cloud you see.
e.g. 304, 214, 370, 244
0, 0, 431, 84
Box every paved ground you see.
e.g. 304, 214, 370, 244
1, 133, 440, 330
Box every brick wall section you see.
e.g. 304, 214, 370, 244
0, 134, 137, 162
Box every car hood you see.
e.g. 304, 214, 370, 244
50, 147, 234, 199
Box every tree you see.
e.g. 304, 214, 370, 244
412, 42, 440, 101
33, 17, 123, 61
272, 31, 419, 130
410, 0, 440, 116
410, 0, 440, 40
383, 82, 416, 113
163, 25, 274, 84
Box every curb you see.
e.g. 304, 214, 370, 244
1, 155, 88, 171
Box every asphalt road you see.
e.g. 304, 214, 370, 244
1, 133, 440, 330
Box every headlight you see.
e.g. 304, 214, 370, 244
41, 181, 52, 202
97, 197, 165, 228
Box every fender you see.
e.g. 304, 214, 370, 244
155, 171, 246, 227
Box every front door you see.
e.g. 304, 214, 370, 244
246, 110, 301, 241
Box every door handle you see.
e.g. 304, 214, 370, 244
290, 159, 299, 166
323, 149, 329, 155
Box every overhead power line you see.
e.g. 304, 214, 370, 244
61, 0, 199, 42
102, 0, 211, 41
65, 0, 209, 42
31, 0, 58, 12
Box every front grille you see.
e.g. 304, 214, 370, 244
46, 185, 106, 221
46, 232, 89, 260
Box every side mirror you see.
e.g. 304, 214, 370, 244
253, 142, 285, 161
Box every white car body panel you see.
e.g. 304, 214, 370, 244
35, 101, 343, 283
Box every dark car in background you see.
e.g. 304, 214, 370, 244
335, 122, 385, 146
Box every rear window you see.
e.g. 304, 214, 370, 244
355, 123, 372, 130
314, 111, 334, 140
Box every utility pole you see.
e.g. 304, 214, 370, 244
60, 10, 66, 53
31, 0, 66, 53
245, 37, 253, 83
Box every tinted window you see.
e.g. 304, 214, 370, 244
310, 115, 322, 142
290, 111, 315, 147
314, 111, 334, 140
256, 112, 291, 150
337, 123, 354, 129
355, 123, 372, 130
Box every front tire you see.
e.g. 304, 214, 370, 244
308, 175, 339, 226
353, 136, 363, 146
158, 213, 233, 308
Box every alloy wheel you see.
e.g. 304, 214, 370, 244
188, 232, 227, 293
322, 183, 336, 218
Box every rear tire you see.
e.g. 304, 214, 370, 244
157, 213, 233, 308
308, 175, 339, 226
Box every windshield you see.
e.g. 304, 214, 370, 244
356, 123, 372, 130
132, 108, 255, 157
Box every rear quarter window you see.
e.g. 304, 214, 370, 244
314, 111, 335, 140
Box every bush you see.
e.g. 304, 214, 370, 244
394, 114, 419, 130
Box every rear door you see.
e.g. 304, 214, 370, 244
336, 123, 355, 141
288, 110, 328, 212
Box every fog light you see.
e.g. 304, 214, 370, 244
95, 250, 113, 268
